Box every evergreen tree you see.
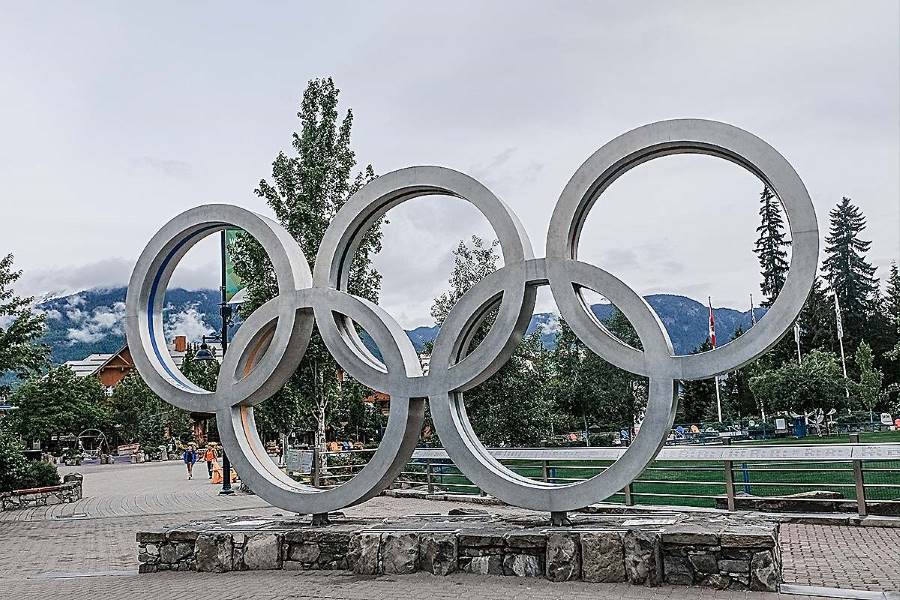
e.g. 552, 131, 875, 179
797, 276, 836, 355
822, 197, 879, 349
754, 187, 791, 307
677, 339, 716, 424
0, 254, 48, 392
230, 78, 382, 459
721, 327, 756, 420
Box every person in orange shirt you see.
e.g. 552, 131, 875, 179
204, 446, 217, 479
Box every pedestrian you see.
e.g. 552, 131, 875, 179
204, 445, 217, 479
183, 445, 197, 479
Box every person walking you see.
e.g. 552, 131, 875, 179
204, 445, 217, 479
183, 445, 197, 479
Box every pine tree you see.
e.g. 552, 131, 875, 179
230, 78, 383, 457
0, 254, 48, 393
677, 339, 717, 424
885, 262, 900, 329
822, 197, 879, 348
754, 186, 791, 307
721, 327, 755, 420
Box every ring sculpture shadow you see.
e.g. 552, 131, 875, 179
125, 119, 818, 516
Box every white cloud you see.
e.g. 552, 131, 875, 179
66, 301, 126, 343
164, 304, 214, 342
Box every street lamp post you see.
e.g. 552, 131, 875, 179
193, 231, 234, 495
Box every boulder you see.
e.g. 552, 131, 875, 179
623, 530, 662, 586
545, 532, 580, 582
242, 533, 281, 570
581, 531, 626, 583
750, 550, 778, 592
195, 533, 233, 573
348, 533, 380, 575
419, 533, 457, 576
380, 532, 418, 574
503, 553, 542, 577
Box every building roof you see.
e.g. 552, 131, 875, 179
64, 340, 224, 379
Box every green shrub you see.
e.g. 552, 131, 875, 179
18, 460, 60, 489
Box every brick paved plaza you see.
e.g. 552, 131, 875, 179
2, 460, 899, 599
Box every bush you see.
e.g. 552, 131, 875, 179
18, 460, 60, 489
0, 429, 28, 493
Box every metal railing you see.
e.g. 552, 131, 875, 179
294, 435, 900, 516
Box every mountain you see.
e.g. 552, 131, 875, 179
35, 287, 766, 366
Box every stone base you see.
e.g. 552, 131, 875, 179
136, 511, 781, 591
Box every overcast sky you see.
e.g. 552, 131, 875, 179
2, 1, 898, 329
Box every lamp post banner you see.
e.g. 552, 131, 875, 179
125, 119, 818, 515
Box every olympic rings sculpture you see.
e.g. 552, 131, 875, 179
126, 119, 818, 515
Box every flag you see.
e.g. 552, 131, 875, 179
708, 296, 717, 348
793, 320, 801, 346
224, 228, 244, 302
833, 293, 844, 340
750, 293, 757, 326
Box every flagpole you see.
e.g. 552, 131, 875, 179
794, 320, 802, 364
709, 296, 722, 422
833, 292, 849, 399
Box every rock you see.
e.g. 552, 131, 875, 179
288, 542, 320, 564
448, 508, 489, 516
242, 533, 281, 570
174, 542, 193, 561
380, 532, 418, 574
623, 530, 662, 586
159, 543, 177, 565
581, 531, 625, 583
663, 555, 694, 585
545, 532, 580, 582
195, 533, 233, 573
458, 532, 506, 548
503, 553, 542, 577
750, 550, 778, 592
168, 530, 200, 543
718, 558, 750, 573
348, 533, 380, 575
505, 531, 546, 550
688, 551, 718, 574
462, 555, 503, 575
145, 543, 159, 556
661, 525, 719, 546
720, 526, 777, 549
138, 563, 157, 574
419, 533, 457, 576
136, 531, 166, 544
702, 573, 731, 589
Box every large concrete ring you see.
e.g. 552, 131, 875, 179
124, 204, 313, 414
429, 258, 678, 512
547, 119, 818, 380
313, 166, 537, 398
216, 288, 425, 514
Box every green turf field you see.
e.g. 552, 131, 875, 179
411, 433, 900, 509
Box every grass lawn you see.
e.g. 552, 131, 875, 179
415, 433, 900, 508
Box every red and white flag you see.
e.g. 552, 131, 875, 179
708, 296, 717, 348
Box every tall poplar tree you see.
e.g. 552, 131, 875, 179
754, 186, 791, 307
231, 78, 383, 457
822, 197, 879, 349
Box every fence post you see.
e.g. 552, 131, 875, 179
849, 433, 867, 517
723, 438, 736, 511
312, 447, 320, 488
623, 483, 634, 506
542, 460, 549, 483
426, 460, 433, 494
